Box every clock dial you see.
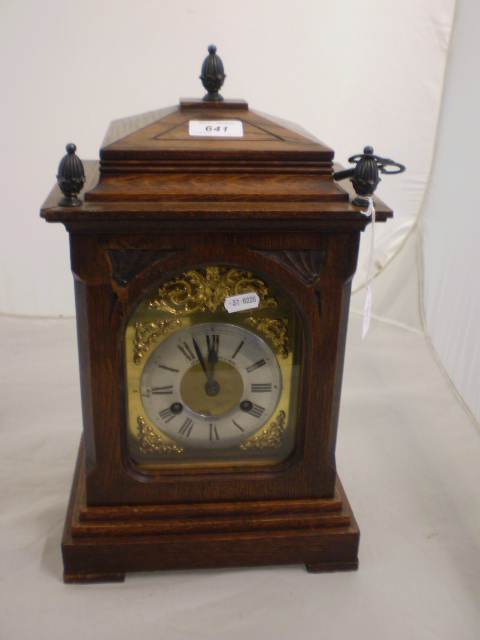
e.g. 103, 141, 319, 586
124, 265, 302, 468
140, 323, 282, 449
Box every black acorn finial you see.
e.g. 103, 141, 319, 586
333, 146, 406, 207
56, 143, 86, 207
349, 146, 381, 206
200, 45, 226, 101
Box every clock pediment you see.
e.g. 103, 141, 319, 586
99, 102, 334, 168
42, 103, 392, 226
81, 100, 346, 206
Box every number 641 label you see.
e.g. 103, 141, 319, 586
189, 120, 244, 137
224, 292, 260, 313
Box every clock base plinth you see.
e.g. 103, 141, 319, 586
62, 439, 360, 583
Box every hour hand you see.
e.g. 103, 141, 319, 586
192, 338, 209, 381
206, 335, 219, 366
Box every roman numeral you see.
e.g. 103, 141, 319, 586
251, 383, 272, 393
178, 418, 194, 437
206, 334, 219, 354
232, 420, 244, 432
178, 342, 195, 362
159, 407, 176, 423
151, 385, 173, 395
209, 423, 219, 441
248, 404, 265, 419
246, 359, 266, 373
158, 363, 179, 374
231, 340, 245, 359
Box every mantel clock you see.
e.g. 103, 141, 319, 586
41, 47, 400, 582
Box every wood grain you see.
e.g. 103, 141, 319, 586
62, 440, 359, 582
42, 99, 392, 580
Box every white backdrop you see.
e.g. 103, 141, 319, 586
421, 0, 480, 424
1, 0, 455, 315
3, 3, 480, 634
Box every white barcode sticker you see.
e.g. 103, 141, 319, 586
224, 292, 260, 313
189, 120, 244, 137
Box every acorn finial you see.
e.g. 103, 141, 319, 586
56, 143, 86, 207
200, 45, 226, 101
333, 146, 406, 207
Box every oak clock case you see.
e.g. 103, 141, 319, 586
40, 55, 395, 581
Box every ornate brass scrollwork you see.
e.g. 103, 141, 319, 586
240, 411, 286, 450
245, 316, 289, 358
133, 319, 180, 365
137, 416, 183, 454
149, 267, 277, 315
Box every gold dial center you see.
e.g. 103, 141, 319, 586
180, 361, 244, 417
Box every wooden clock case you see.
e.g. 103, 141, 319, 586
41, 98, 392, 582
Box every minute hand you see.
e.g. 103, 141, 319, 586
192, 338, 210, 382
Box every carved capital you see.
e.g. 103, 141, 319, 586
106, 249, 177, 287
258, 250, 325, 286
